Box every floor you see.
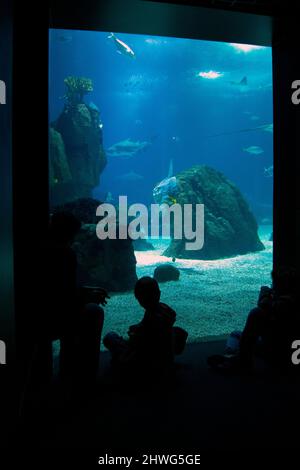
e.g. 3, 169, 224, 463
12, 339, 299, 453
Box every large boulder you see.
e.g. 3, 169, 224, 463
164, 165, 264, 259
53, 198, 138, 291
49, 102, 106, 205
154, 264, 180, 283
74, 224, 137, 292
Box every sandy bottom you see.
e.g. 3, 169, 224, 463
101, 226, 273, 347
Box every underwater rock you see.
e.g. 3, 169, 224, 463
52, 197, 102, 224
50, 101, 106, 205
74, 224, 137, 292
49, 127, 72, 188
153, 264, 180, 282
164, 165, 264, 260
133, 238, 155, 251
53, 198, 138, 292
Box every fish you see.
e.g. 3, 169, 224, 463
206, 123, 273, 138
198, 71, 223, 80
260, 123, 273, 133
243, 145, 264, 155
57, 34, 72, 43
263, 165, 273, 178
115, 171, 144, 183
153, 159, 179, 205
106, 138, 152, 159
105, 191, 115, 203
229, 76, 248, 87
250, 115, 260, 121
108, 32, 135, 59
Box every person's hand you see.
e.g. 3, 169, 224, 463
93, 287, 110, 306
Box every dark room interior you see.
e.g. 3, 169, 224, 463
0, 0, 299, 462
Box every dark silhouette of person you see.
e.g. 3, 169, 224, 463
104, 276, 187, 375
208, 267, 296, 373
39, 211, 109, 382
238, 267, 296, 370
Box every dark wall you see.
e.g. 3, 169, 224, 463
0, 0, 15, 440
272, 14, 299, 270
49, 0, 272, 45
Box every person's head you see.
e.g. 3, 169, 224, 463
134, 276, 161, 309
271, 267, 296, 296
49, 211, 82, 245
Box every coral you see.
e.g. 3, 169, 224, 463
64, 76, 93, 105
50, 98, 106, 206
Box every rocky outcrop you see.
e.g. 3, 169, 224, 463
133, 238, 155, 251
74, 224, 137, 292
153, 264, 180, 282
164, 165, 264, 260
49, 101, 106, 206
53, 198, 137, 292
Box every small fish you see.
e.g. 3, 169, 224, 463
260, 123, 273, 133
105, 191, 114, 203
243, 145, 264, 155
167, 196, 177, 205
264, 165, 273, 178
108, 32, 135, 59
198, 70, 223, 80
57, 34, 72, 43
145, 38, 161, 45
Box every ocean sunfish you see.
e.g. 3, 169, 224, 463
153, 159, 178, 205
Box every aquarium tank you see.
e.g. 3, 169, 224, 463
49, 29, 273, 343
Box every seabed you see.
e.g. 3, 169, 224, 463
101, 225, 272, 346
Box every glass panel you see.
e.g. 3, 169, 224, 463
49, 30, 273, 342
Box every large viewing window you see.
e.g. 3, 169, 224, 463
49, 29, 273, 342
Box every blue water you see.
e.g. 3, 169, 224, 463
49, 30, 273, 222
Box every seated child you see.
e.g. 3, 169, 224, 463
104, 276, 188, 372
